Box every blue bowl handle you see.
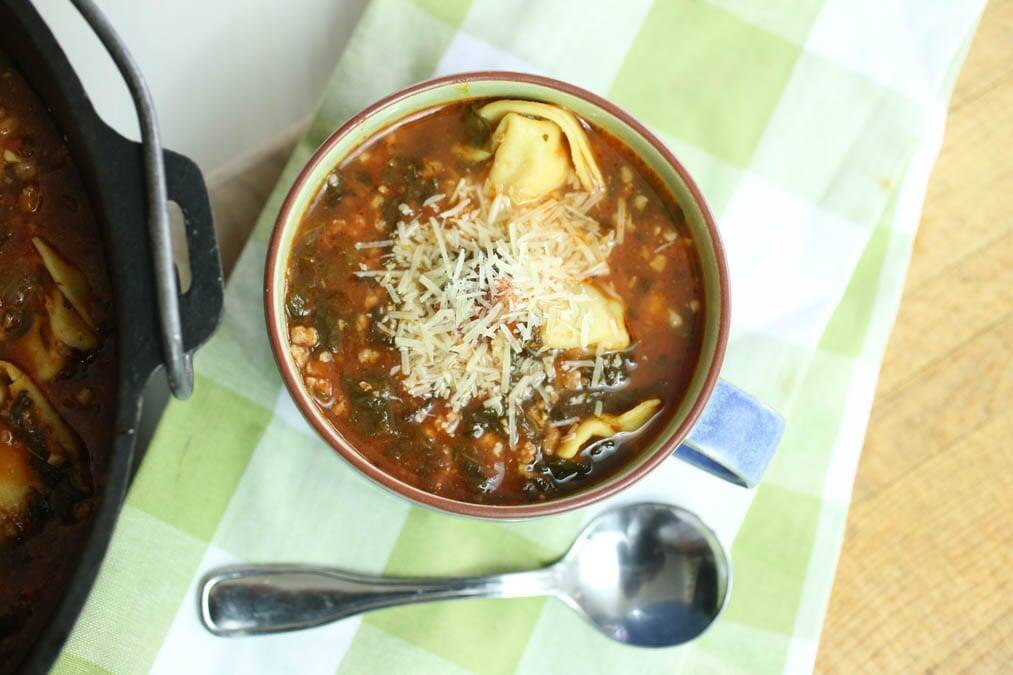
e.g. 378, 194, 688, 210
675, 380, 785, 487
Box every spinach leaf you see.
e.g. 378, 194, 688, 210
464, 106, 492, 148
343, 376, 404, 437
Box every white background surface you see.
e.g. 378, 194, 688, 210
35, 0, 369, 176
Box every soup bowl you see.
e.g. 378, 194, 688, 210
264, 72, 784, 518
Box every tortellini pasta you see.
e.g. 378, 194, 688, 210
0, 360, 82, 467
486, 113, 570, 201
0, 429, 40, 535
479, 100, 605, 199
555, 399, 661, 459
45, 286, 99, 352
0, 360, 86, 540
15, 238, 100, 382
33, 237, 99, 330
541, 283, 630, 351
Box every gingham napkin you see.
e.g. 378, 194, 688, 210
54, 1, 985, 673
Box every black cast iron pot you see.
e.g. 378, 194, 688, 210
0, 1, 224, 671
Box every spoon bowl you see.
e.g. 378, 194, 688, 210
557, 503, 729, 646
200, 502, 730, 648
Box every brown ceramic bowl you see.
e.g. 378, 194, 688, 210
265, 72, 748, 519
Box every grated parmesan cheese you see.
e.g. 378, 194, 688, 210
590, 351, 605, 389
360, 178, 618, 445
562, 359, 595, 370
355, 239, 394, 250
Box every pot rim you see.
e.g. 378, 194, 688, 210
264, 71, 730, 519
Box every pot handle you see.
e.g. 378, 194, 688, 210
71, 0, 224, 400
162, 150, 225, 361
675, 380, 784, 487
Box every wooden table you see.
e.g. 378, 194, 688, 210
815, 1, 1013, 672
200, 5, 1012, 670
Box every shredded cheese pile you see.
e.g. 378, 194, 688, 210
354, 178, 614, 446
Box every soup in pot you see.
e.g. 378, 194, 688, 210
0, 53, 116, 667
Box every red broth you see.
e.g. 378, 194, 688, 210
284, 100, 704, 505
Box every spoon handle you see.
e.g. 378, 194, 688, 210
200, 564, 559, 636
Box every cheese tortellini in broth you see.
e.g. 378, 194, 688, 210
15, 238, 101, 382
479, 100, 605, 200
0, 360, 86, 541
556, 399, 662, 459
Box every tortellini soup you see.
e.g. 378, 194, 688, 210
283, 99, 704, 504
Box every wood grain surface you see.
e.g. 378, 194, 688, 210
815, 1, 1013, 672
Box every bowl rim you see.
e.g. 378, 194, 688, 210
264, 70, 730, 519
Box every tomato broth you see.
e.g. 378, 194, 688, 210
284, 99, 704, 505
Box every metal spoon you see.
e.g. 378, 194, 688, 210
199, 502, 730, 647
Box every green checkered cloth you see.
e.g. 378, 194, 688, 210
54, 1, 984, 673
